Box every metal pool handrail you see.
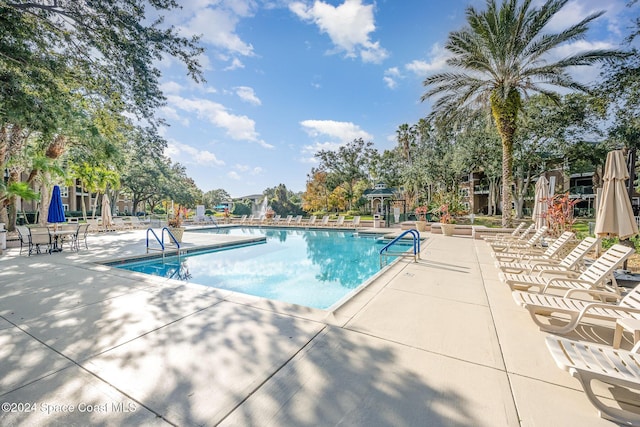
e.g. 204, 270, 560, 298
146, 228, 164, 252
146, 227, 181, 255
379, 229, 421, 266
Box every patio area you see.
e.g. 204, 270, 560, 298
0, 227, 633, 426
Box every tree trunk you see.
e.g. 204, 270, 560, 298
92, 193, 101, 219
39, 179, 50, 226
0, 206, 8, 230
80, 182, 88, 221
5, 170, 21, 231
513, 169, 532, 219
491, 89, 520, 227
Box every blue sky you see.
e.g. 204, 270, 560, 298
156, 0, 634, 198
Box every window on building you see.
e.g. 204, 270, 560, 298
60, 186, 69, 197
63, 204, 69, 211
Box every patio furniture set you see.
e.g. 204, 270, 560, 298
16, 223, 90, 255
486, 226, 640, 425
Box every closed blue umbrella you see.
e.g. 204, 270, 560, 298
47, 185, 66, 225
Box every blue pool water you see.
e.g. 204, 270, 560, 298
114, 227, 412, 309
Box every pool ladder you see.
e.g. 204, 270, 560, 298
146, 227, 186, 257
379, 229, 421, 267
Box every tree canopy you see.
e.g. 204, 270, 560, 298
421, 0, 624, 226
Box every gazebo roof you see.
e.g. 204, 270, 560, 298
363, 187, 397, 197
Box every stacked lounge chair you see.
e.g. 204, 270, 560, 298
489, 226, 548, 253
486, 231, 640, 424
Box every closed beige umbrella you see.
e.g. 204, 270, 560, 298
594, 150, 639, 239
531, 175, 549, 230
101, 194, 112, 231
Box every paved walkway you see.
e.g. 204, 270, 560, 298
0, 227, 634, 426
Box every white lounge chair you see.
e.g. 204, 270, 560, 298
292, 215, 303, 225
546, 335, 640, 425
491, 231, 574, 262
490, 226, 548, 252
238, 214, 248, 224
283, 215, 293, 225
495, 235, 593, 274
128, 216, 147, 229
503, 243, 633, 295
512, 280, 640, 334
305, 215, 317, 226
332, 215, 345, 228
483, 222, 528, 242
351, 216, 361, 228
112, 217, 131, 230
319, 215, 329, 227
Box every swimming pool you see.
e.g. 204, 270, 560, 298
114, 227, 413, 309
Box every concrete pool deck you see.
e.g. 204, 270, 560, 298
0, 226, 636, 426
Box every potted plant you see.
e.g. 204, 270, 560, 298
167, 206, 187, 243
436, 204, 457, 236
414, 206, 429, 232
430, 190, 467, 236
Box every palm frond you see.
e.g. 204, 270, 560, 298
422, 0, 620, 117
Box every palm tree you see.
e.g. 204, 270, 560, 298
421, 0, 625, 226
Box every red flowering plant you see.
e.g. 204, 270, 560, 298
437, 204, 454, 224
429, 190, 467, 224
415, 206, 429, 221
168, 205, 188, 228
542, 192, 580, 237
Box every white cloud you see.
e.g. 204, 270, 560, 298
536, 0, 629, 39
235, 86, 262, 105
548, 39, 616, 58
382, 76, 396, 89
299, 119, 373, 142
224, 58, 245, 71
290, 0, 388, 63
298, 119, 372, 162
176, 1, 258, 57
302, 141, 343, 154
160, 81, 184, 94
547, 39, 617, 84
385, 67, 401, 77
299, 154, 320, 164
167, 95, 274, 148
251, 166, 264, 175
165, 140, 225, 166
159, 106, 190, 126
405, 43, 452, 76
383, 67, 401, 89
545, 0, 610, 33
235, 164, 250, 172
228, 171, 242, 180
